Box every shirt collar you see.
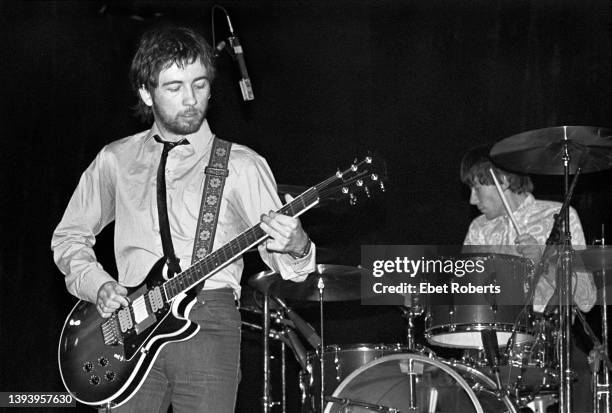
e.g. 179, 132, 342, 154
144, 119, 214, 157
486, 192, 535, 224
514, 192, 535, 214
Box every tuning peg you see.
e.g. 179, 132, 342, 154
349, 193, 357, 206
336, 169, 343, 178
341, 187, 349, 194
365, 156, 372, 164
356, 179, 363, 187
379, 181, 386, 192
364, 186, 371, 198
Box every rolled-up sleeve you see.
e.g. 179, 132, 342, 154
51, 148, 116, 303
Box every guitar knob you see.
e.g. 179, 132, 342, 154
105, 371, 116, 382
98, 357, 109, 367
89, 375, 101, 386
82, 361, 94, 372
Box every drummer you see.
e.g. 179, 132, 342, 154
460, 144, 596, 313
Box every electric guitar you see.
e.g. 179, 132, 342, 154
58, 156, 384, 408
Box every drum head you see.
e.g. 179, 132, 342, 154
324, 353, 487, 413
428, 330, 533, 349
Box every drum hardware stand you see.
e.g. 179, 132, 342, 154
481, 329, 504, 391
263, 294, 272, 413
318, 276, 326, 413
573, 267, 612, 413
574, 307, 612, 413
261, 295, 302, 413
557, 130, 580, 413
398, 306, 423, 351
281, 341, 287, 413
527, 132, 581, 413
591, 229, 611, 413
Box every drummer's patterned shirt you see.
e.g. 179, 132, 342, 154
464, 193, 596, 313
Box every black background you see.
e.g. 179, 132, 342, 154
1, 1, 611, 412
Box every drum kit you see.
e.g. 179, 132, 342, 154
241, 126, 612, 413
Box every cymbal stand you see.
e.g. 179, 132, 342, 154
593, 228, 611, 413
263, 294, 272, 413
281, 340, 287, 413
318, 276, 326, 413
558, 127, 574, 413
261, 294, 289, 413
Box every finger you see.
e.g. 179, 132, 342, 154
97, 303, 113, 318
284, 193, 294, 203
260, 221, 287, 244
266, 210, 298, 227
261, 215, 293, 239
114, 284, 129, 296
105, 300, 122, 310
109, 287, 130, 307
115, 295, 130, 307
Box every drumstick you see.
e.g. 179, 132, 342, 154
488, 168, 521, 235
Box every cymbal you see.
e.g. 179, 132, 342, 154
578, 247, 612, 271
490, 126, 612, 175
248, 264, 367, 302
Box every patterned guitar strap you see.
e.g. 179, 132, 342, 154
191, 136, 232, 265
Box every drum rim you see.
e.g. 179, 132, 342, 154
323, 352, 485, 413
426, 322, 530, 333
307, 342, 410, 356
452, 252, 532, 264
425, 324, 534, 349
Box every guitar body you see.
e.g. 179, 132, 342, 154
58, 257, 199, 407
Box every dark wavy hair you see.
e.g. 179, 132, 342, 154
460, 144, 533, 193
129, 24, 216, 122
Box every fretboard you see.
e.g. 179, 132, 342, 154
162, 187, 319, 301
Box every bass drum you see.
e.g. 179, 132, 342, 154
323, 353, 517, 413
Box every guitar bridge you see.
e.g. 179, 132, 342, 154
101, 315, 123, 346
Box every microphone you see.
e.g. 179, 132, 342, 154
273, 297, 321, 348
228, 35, 254, 101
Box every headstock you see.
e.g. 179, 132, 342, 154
316, 155, 386, 205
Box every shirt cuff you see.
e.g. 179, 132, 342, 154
71, 264, 116, 304
262, 241, 316, 283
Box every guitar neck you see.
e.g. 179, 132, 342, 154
162, 187, 319, 301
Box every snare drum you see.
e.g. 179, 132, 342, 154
425, 253, 533, 349
324, 353, 517, 413
301, 343, 409, 412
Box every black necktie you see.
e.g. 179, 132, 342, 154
154, 135, 189, 277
